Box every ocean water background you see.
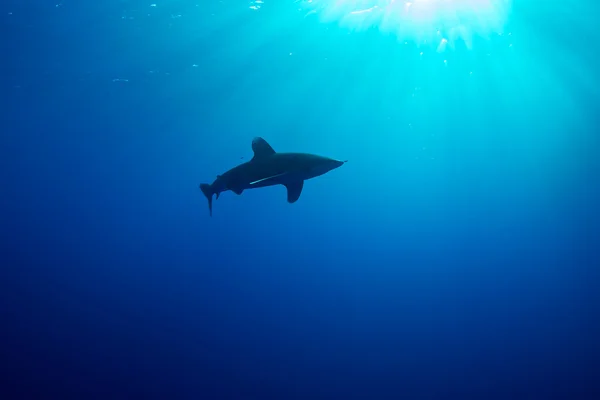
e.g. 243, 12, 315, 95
1, 1, 599, 399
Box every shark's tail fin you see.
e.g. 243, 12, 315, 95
199, 183, 213, 217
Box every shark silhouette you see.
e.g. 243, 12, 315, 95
199, 137, 345, 216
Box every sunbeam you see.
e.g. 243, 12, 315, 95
299, 0, 512, 49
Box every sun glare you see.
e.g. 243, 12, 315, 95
300, 0, 512, 49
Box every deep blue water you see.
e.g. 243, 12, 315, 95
2, 1, 599, 399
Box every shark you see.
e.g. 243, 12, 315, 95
199, 137, 346, 216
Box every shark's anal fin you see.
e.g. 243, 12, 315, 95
231, 187, 244, 195
284, 180, 304, 204
251, 137, 276, 161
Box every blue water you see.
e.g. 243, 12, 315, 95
2, 1, 599, 399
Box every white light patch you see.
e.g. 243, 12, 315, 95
301, 0, 512, 49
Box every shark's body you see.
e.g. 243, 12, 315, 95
199, 137, 345, 216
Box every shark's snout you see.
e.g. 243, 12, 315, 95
332, 159, 346, 169
309, 158, 345, 179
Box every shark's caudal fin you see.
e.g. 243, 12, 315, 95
199, 183, 213, 217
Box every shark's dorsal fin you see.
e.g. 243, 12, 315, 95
284, 180, 304, 204
251, 137, 276, 160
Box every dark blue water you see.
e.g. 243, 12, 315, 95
2, 1, 599, 399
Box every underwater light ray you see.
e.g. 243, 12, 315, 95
299, 0, 512, 49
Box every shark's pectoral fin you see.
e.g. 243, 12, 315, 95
284, 180, 304, 204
